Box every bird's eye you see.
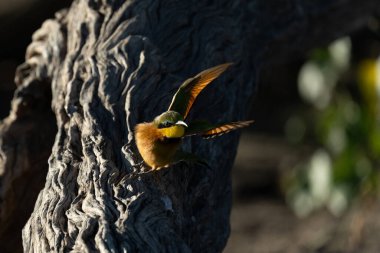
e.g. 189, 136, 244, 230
158, 121, 172, 129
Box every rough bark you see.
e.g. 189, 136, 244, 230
0, 0, 379, 252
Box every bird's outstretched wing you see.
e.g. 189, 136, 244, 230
168, 63, 233, 119
185, 120, 254, 138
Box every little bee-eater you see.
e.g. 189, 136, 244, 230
135, 63, 253, 170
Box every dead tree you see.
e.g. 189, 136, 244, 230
0, 0, 379, 252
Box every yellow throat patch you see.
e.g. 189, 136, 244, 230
160, 125, 186, 138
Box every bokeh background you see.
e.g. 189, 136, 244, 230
226, 22, 380, 253
1, 1, 380, 253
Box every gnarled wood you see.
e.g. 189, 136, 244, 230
0, 0, 379, 252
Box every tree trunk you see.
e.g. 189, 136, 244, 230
0, 0, 379, 252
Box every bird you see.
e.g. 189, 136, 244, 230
134, 63, 254, 170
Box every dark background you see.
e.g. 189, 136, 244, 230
1, 1, 380, 252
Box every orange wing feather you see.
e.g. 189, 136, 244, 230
168, 63, 233, 119
202, 120, 254, 139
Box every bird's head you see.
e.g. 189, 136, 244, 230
153, 111, 188, 138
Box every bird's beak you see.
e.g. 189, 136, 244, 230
175, 120, 188, 128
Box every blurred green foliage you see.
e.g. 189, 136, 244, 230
285, 37, 380, 217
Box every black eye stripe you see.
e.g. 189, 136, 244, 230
158, 121, 173, 129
